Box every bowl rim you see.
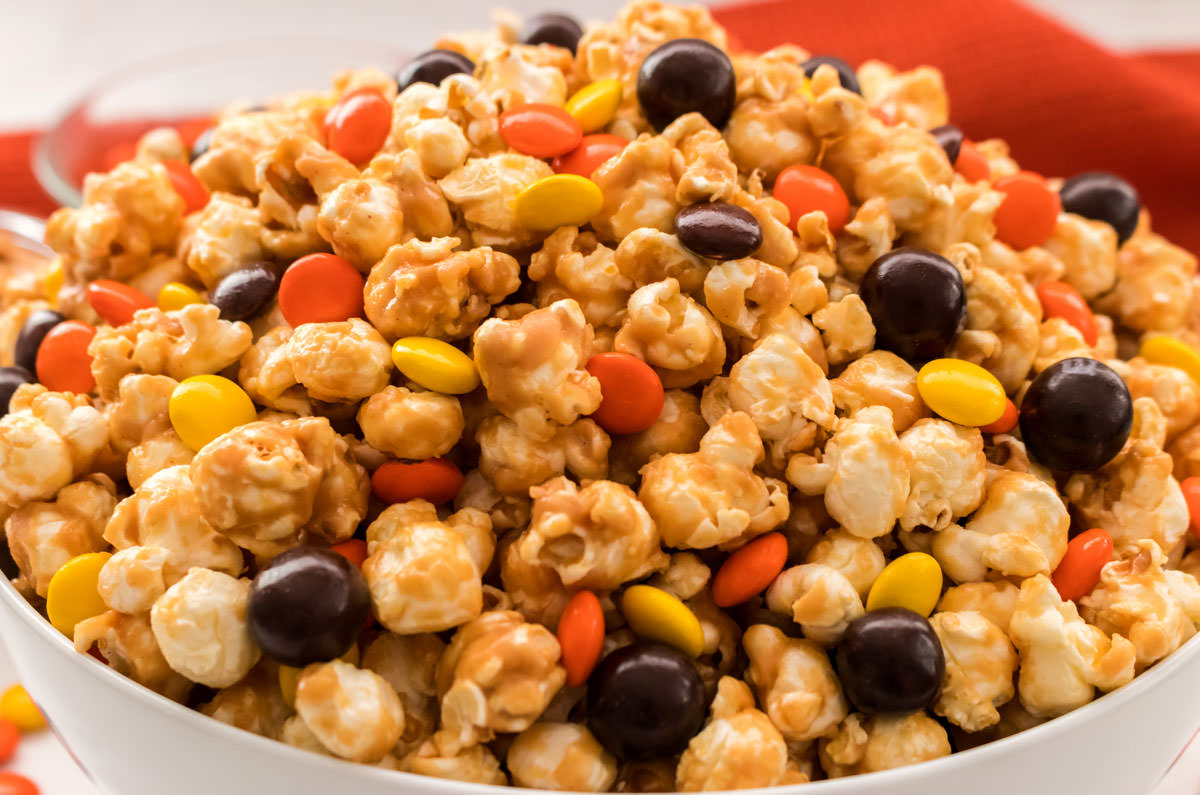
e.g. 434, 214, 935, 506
0, 210, 50, 257
1, 575, 1198, 794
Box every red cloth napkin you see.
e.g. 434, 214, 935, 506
3, 0, 1200, 255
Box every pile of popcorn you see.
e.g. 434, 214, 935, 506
2, 0, 1200, 790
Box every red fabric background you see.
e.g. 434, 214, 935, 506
2, 0, 1199, 254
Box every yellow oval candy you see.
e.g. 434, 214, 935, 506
169, 374, 258, 451
1139, 336, 1200, 385
279, 665, 300, 708
46, 551, 112, 637
515, 174, 604, 231
0, 685, 45, 732
865, 552, 943, 617
391, 337, 480, 394
622, 584, 705, 658
43, 260, 63, 307
799, 76, 815, 102
916, 358, 1006, 427
565, 79, 622, 133
157, 281, 204, 312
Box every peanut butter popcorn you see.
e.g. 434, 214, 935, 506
476, 415, 609, 497
508, 723, 618, 792
529, 227, 633, 332
725, 53, 816, 182
191, 110, 320, 197
1096, 227, 1197, 333
899, 419, 987, 532
1042, 213, 1119, 300
858, 61, 948, 129
177, 193, 265, 288
73, 610, 192, 701
811, 294, 876, 366
930, 610, 1017, 731
1111, 357, 1200, 442
614, 278, 726, 389
294, 660, 406, 763
830, 350, 929, 432
608, 389, 706, 485
363, 500, 494, 634
200, 664, 292, 738
357, 386, 464, 461
675, 677, 789, 791
766, 563, 864, 645
440, 153, 554, 249
403, 740, 509, 785
703, 259, 790, 340
937, 580, 1020, 633
96, 545, 170, 615
7, 476, 116, 597
590, 135, 685, 243
363, 632, 446, 755
613, 228, 708, 294
661, 114, 738, 205
804, 529, 887, 599
950, 265, 1041, 393
743, 624, 848, 743
818, 712, 951, 778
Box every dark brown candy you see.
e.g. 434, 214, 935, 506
0, 367, 33, 418
860, 247, 966, 363
637, 39, 736, 132
800, 55, 861, 95
836, 607, 945, 714
1019, 357, 1132, 472
397, 49, 476, 90
674, 202, 763, 260
930, 124, 963, 165
1059, 171, 1141, 245
14, 309, 65, 374
210, 264, 279, 321
520, 12, 584, 54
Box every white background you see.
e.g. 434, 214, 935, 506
1, 0, 1200, 792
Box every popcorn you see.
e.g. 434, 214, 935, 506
507, 723, 618, 792
930, 610, 1017, 731
743, 624, 848, 742
675, 677, 789, 791
614, 278, 726, 389
7, 476, 116, 596
294, 660, 406, 763
818, 712, 951, 777
357, 386, 464, 460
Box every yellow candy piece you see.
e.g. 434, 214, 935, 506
157, 281, 204, 312
799, 76, 815, 102
1139, 336, 1200, 385
0, 685, 46, 732
279, 665, 300, 708
622, 584, 705, 658
916, 358, 1006, 427
391, 337, 480, 395
43, 260, 63, 307
515, 174, 604, 231
46, 551, 111, 638
865, 552, 943, 617
565, 79, 622, 133
169, 374, 258, 451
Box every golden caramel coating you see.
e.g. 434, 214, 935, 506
402, 740, 509, 785
676, 677, 789, 791
830, 350, 929, 433
440, 153, 554, 249
126, 431, 194, 491
357, 386, 464, 460
811, 294, 876, 366
766, 563, 864, 646
189, 417, 368, 557
937, 580, 1020, 634
363, 632, 446, 755
1096, 227, 1196, 333
295, 660, 406, 763
200, 664, 291, 739
104, 374, 176, 456
1112, 357, 1200, 442
507, 723, 618, 792
1042, 213, 1118, 300
73, 610, 192, 702
930, 610, 1017, 731
590, 135, 684, 244
858, 61, 948, 128
804, 529, 887, 599
703, 259, 790, 340
150, 568, 260, 688
743, 624, 848, 743
476, 415, 609, 497
639, 412, 789, 549
818, 712, 951, 778
609, 389, 707, 485
192, 110, 320, 196
661, 113, 738, 205
1033, 318, 1093, 374
254, 135, 358, 260
613, 228, 709, 295
97, 545, 170, 615
614, 278, 726, 389
899, 419, 987, 532
178, 193, 265, 288
529, 227, 633, 331
951, 265, 1040, 393
476, 43, 571, 110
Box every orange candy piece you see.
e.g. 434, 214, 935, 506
1051, 528, 1114, 602
0, 719, 18, 765
0, 772, 38, 795
978, 398, 1018, 434
330, 539, 368, 569
558, 590, 605, 687
35, 320, 96, 394
773, 164, 851, 235
954, 140, 990, 182
371, 458, 464, 505
1181, 477, 1200, 541
162, 160, 210, 215
325, 88, 393, 165
993, 171, 1062, 250
85, 279, 154, 327
552, 134, 628, 178
711, 532, 789, 608
500, 103, 583, 159
277, 253, 365, 327
1036, 280, 1098, 346
585, 352, 665, 435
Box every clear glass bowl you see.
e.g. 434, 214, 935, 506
33, 39, 411, 207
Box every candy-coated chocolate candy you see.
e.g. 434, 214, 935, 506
278, 253, 364, 327
929, 123, 962, 164
800, 55, 861, 94
836, 608, 944, 714
865, 552, 943, 617
993, 171, 1061, 250
156, 282, 204, 312
169, 374, 257, 452
955, 140, 990, 182
551, 134, 628, 177
514, 174, 603, 231
1181, 477, 1200, 541
1037, 280, 1098, 346
397, 50, 475, 89
163, 160, 210, 214
35, 320, 96, 394
0, 368, 32, 418
86, 279, 154, 327
772, 164, 851, 235
390, 337, 479, 394
587, 642, 706, 760
0, 687, 42, 734
916, 358, 1006, 428
325, 88, 392, 165
565, 79, 622, 133
558, 590, 605, 687
0, 771, 39, 795
45, 552, 111, 637
978, 398, 1019, 435
248, 546, 370, 667
1139, 336, 1200, 385
13, 309, 64, 373
330, 539, 368, 570
43, 261, 63, 306
621, 584, 704, 658
711, 532, 788, 608
637, 38, 735, 131
1059, 171, 1140, 245
1019, 357, 1132, 472
1052, 528, 1113, 601
190, 126, 214, 162
0, 719, 18, 764
499, 103, 583, 158
673, 202, 763, 260
520, 12, 584, 53
210, 264, 279, 321
860, 247, 965, 363
371, 458, 464, 505
585, 352, 664, 435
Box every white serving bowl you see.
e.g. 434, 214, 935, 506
0, 576, 1196, 795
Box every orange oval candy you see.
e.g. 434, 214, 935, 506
163, 160, 210, 214
86, 279, 154, 327
585, 352, 665, 435
0, 772, 38, 795
558, 590, 605, 687
500, 103, 583, 159
993, 171, 1061, 250
330, 539, 368, 570
978, 398, 1018, 434
552, 134, 628, 178
711, 532, 789, 607
1036, 280, 1098, 346
0, 719, 18, 765
277, 253, 365, 327
372, 458, 464, 505
1181, 476, 1200, 541
1051, 528, 1114, 601
954, 140, 990, 182
325, 88, 393, 166
773, 164, 851, 235
35, 320, 96, 394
